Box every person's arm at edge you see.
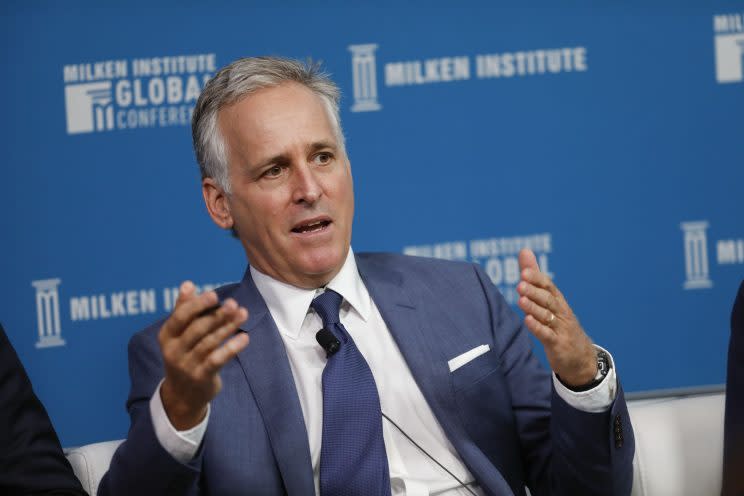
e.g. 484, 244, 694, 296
0, 324, 88, 496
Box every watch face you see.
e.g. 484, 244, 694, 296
597, 351, 609, 377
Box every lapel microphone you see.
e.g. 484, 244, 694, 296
315, 328, 341, 357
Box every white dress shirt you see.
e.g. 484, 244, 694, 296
150, 248, 617, 495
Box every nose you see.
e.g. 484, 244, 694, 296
291, 163, 322, 205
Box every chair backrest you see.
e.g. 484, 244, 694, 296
65, 439, 123, 496
628, 392, 724, 496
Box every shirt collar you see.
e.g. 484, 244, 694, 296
250, 248, 371, 340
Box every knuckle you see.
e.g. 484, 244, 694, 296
207, 352, 223, 370
161, 345, 177, 364
212, 323, 229, 339
169, 313, 186, 330
193, 363, 210, 382
202, 331, 221, 350
547, 296, 556, 310
191, 341, 207, 359
525, 300, 535, 313
189, 367, 203, 383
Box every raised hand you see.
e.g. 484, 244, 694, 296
158, 281, 249, 430
516, 249, 597, 387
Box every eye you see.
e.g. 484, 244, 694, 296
263, 165, 284, 178
313, 152, 333, 165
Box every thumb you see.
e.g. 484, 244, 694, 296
519, 248, 540, 273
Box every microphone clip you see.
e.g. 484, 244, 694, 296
316, 327, 341, 358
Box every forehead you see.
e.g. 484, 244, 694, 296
217, 82, 338, 164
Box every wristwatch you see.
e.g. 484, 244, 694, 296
563, 349, 611, 392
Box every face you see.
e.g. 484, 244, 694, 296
203, 82, 354, 289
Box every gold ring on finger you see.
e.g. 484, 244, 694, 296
546, 312, 555, 326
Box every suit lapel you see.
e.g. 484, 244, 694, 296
356, 255, 513, 496
228, 270, 314, 496
355, 257, 465, 443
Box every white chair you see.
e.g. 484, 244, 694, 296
65, 439, 123, 496
627, 392, 724, 496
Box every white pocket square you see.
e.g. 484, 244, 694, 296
447, 344, 490, 372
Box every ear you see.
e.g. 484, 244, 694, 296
202, 178, 234, 230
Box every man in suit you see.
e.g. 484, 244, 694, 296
723, 280, 744, 495
100, 56, 634, 495
0, 323, 88, 496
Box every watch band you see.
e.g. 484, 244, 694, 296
559, 349, 611, 393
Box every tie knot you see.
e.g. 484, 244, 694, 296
311, 289, 343, 326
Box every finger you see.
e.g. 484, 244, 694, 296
518, 295, 556, 326
521, 267, 563, 301
159, 281, 197, 343
523, 315, 556, 345
190, 307, 248, 361
517, 282, 555, 312
180, 299, 240, 351
196, 303, 222, 319
201, 332, 250, 376
521, 266, 553, 289
518, 248, 539, 273
162, 290, 219, 338
174, 281, 197, 307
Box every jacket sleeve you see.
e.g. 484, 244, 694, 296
472, 264, 635, 496
97, 327, 203, 496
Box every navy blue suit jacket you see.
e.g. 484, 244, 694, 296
0, 324, 87, 496
100, 254, 634, 495
723, 280, 744, 496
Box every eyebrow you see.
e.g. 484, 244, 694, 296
308, 140, 337, 153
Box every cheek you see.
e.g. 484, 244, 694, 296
237, 194, 283, 224
343, 184, 355, 218
331, 173, 354, 209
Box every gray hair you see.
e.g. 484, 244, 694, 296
192, 56, 345, 193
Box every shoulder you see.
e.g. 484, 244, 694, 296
357, 251, 478, 272
356, 252, 490, 294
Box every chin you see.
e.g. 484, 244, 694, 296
296, 248, 347, 281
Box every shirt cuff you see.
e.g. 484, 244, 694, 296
552, 346, 618, 413
149, 379, 210, 463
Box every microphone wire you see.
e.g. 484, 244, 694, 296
381, 412, 478, 496
315, 322, 478, 495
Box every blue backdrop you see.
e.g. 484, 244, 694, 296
2, 1, 743, 447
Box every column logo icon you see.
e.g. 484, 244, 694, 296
349, 44, 382, 112
64, 82, 114, 134
681, 221, 713, 289
32, 278, 66, 348
714, 13, 744, 84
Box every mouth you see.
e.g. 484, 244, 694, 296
291, 218, 332, 234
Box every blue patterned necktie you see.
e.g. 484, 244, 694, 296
311, 289, 392, 496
